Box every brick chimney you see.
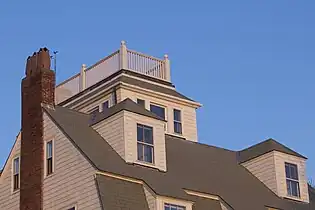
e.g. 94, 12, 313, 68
20, 48, 55, 210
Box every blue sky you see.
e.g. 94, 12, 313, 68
0, 1, 314, 181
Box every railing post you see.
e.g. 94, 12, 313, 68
80, 64, 86, 91
120, 41, 128, 70
164, 54, 171, 81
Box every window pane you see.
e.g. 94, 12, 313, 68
174, 109, 181, 122
13, 158, 19, 174
150, 105, 165, 119
102, 101, 109, 110
14, 174, 19, 190
144, 145, 153, 163
174, 122, 182, 134
287, 180, 300, 197
144, 127, 153, 144
47, 158, 53, 175
285, 164, 290, 178
137, 99, 145, 107
47, 141, 53, 158
137, 125, 144, 142
137, 143, 144, 161
164, 206, 170, 210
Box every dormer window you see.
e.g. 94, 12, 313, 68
137, 98, 145, 107
150, 104, 165, 120
46, 140, 54, 176
285, 162, 300, 197
137, 124, 154, 163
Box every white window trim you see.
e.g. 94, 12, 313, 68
136, 124, 154, 164
44, 139, 55, 178
173, 108, 183, 135
11, 155, 20, 194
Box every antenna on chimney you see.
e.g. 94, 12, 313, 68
53, 51, 58, 73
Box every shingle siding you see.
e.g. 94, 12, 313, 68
241, 151, 278, 194
143, 184, 157, 210
0, 134, 20, 210
43, 113, 102, 210
92, 111, 125, 159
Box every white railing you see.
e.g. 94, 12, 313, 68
55, 41, 171, 104
127, 49, 166, 79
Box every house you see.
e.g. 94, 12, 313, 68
0, 42, 314, 210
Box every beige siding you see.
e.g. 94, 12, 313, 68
273, 151, 309, 202
92, 111, 125, 159
43, 113, 102, 210
124, 111, 167, 171
119, 87, 198, 142
0, 133, 21, 210
143, 184, 156, 210
241, 151, 278, 194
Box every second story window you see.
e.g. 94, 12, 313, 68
46, 140, 54, 176
173, 109, 182, 134
137, 124, 154, 164
13, 157, 20, 191
164, 203, 186, 210
137, 99, 145, 107
150, 104, 165, 120
285, 162, 300, 197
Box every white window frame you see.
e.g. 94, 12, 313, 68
137, 124, 154, 164
173, 108, 183, 135
44, 139, 55, 178
12, 155, 20, 193
285, 162, 300, 198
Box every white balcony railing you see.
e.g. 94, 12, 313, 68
55, 41, 171, 104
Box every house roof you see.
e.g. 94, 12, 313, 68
95, 174, 150, 210
59, 69, 196, 107
238, 138, 307, 163
192, 197, 222, 210
89, 98, 165, 126
43, 105, 314, 210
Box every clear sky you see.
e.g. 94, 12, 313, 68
0, 1, 314, 181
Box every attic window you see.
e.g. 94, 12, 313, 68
137, 124, 154, 163
137, 99, 145, 107
102, 101, 109, 111
173, 109, 182, 134
46, 140, 54, 176
285, 162, 300, 198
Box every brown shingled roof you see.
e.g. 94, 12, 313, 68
43, 105, 314, 210
238, 138, 306, 163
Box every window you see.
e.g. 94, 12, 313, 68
102, 100, 109, 111
150, 104, 165, 120
137, 124, 154, 163
173, 109, 182, 134
164, 203, 186, 210
67, 207, 75, 210
13, 157, 20, 191
46, 140, 53, 176
285, 162, 300, 197
137, 99, 145, 107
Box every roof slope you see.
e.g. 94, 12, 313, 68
90, 98, 165, 126
44, 106, 314, 210
192, 197, 222, 210
238, 138, 306, 163
95, 174, 149, 210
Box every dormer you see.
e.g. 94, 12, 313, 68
239, 138, 309, 203
56, 41, 201, 142
90, 98, 167, 171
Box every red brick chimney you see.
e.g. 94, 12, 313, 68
20, 48, 55, 210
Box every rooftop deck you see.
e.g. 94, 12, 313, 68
55, 41, 171, 104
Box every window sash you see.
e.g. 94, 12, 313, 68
13, 174, 19, 190
137, 142, 154, 163
150, 104, 165, 120
137, 124, 153, 144
47, 157, 53, 175
174, 121, 182, 134
286, 179, 300, 197
47, 141, 53, 159
285, 163, 299, 180
102, 101, 109, 110
173, 109, 181, 122
164, 203, 186, 210
13, 158, 19, 175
